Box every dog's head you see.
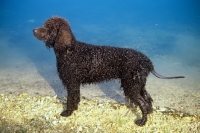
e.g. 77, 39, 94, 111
33, 17, 74, 50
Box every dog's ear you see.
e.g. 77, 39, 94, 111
54, 19, 73, 50
59, 29, 72, 46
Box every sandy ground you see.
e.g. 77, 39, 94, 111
0, 48, 200, 116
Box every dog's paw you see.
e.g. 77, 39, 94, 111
135, 118, 146, 126
60, 110, 73, 117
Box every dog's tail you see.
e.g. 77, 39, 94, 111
151, 69, 185, 79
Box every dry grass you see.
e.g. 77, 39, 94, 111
0, 93, 199, 133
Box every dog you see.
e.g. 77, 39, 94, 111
33, 16, 184, 126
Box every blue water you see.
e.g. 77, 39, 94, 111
1, 0, 200, 64
0, 0, 200, 114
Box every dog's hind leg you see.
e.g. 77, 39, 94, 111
134, 68, 153, 114
140, 86, 153, 114
134, 94, 148, 126
122, 77, 149, 126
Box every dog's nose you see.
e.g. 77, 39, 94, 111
33, 29, 37, 33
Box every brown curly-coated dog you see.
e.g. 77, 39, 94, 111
33, 16, 184, 126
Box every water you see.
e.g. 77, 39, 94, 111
0, 0, 200, 115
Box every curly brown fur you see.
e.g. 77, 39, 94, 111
33, 16, 184, 126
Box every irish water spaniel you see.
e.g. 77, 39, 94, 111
33, 16, 184, 126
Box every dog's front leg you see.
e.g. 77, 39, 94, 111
60, 83, 80, 117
